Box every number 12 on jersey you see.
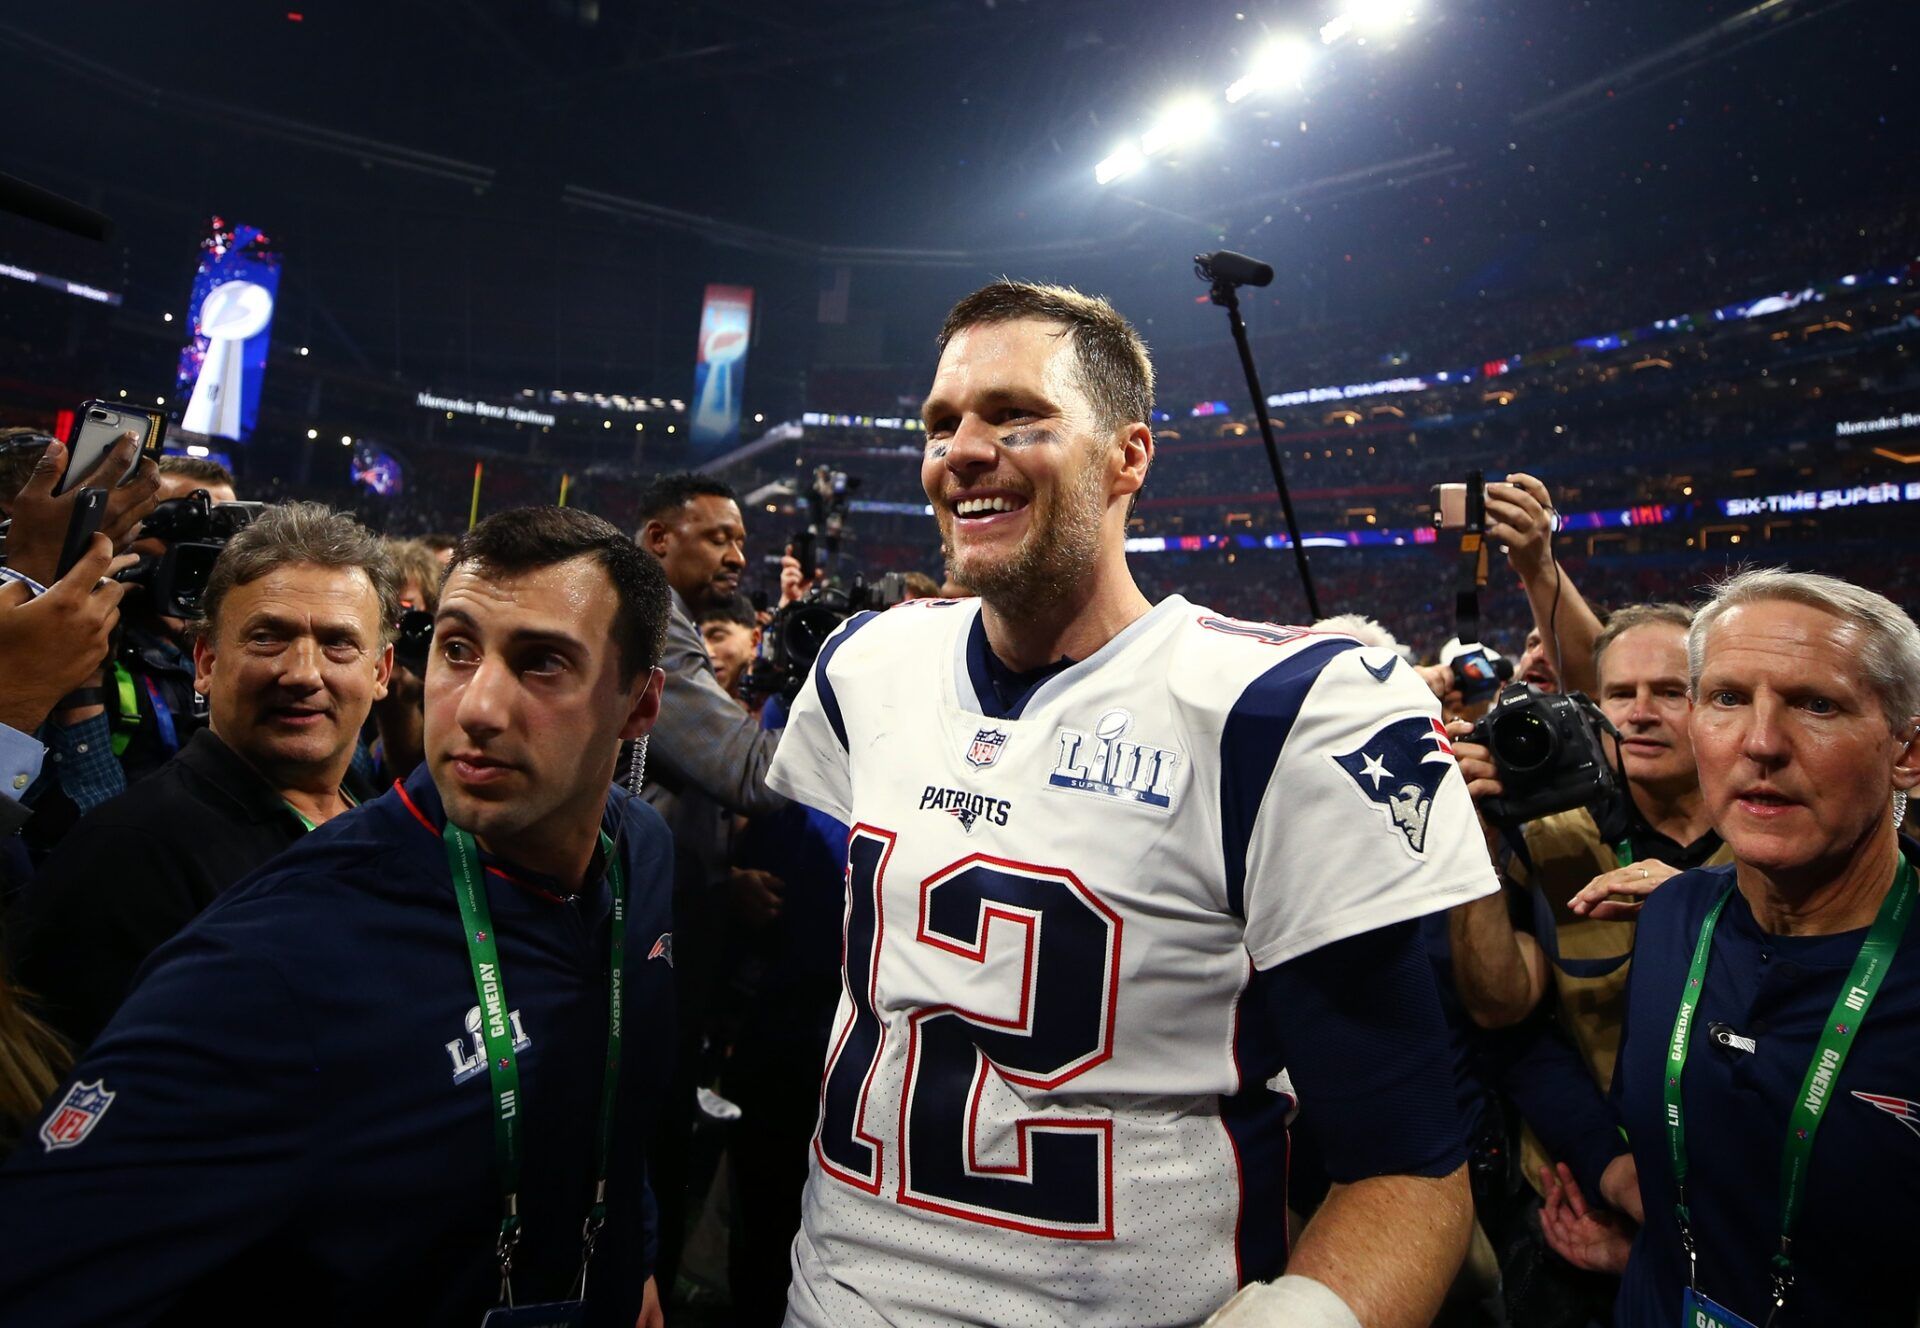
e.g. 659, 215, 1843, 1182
816, 826, 1126, 1239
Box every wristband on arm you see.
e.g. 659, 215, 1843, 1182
1204, 1275, 1362, 1328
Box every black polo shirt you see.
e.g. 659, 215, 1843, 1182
7, 728, 314, 1047
1593, 783, 1724, 871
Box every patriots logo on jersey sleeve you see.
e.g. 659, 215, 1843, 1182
1331, 716, 1457, 855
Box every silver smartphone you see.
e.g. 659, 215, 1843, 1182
57, 401, 167, 495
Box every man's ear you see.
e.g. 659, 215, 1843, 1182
1112, 423, 1153, 501
372, 642, 394, 703
1893, 716, 1920, 793
619, 666, 666, 742
638, 518, 671, 559
191, 631, 216, 698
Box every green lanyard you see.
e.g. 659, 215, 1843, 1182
1663, 856, 1916, 1320
443, 822, 627, 1307
283, 788, 357, 834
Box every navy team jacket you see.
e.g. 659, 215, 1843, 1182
0, 765, 676, 1327
1613, 862, 1920, 1326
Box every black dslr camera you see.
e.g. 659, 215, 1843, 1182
1468, 682, 1621, 827
119, 490, 266, 620
745, 574, 911, 702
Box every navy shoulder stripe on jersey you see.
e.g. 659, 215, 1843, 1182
1219, 637, 1359, 917
814, 610, 880, 750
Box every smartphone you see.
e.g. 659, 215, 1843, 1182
55, 488, 109, 580
791, 530, 817, 577
1450, 645, 1513, 703
58, 401, 167, 495
1431, 474, 1486, 531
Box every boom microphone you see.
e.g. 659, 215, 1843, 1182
1193, 250, 1274, 288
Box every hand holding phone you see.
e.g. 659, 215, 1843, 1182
1, 436, 161, 588
57, 402, 167, 496
55, 488, 109, 581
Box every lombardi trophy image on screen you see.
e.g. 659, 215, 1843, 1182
182, 278, 275, 440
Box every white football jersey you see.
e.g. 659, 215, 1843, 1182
765, 594, 1497, 1328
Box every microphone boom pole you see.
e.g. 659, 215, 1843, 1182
1195, 250, 1322, 620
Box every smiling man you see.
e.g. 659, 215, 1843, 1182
766, 281, 1497, 1328
0, 506, 677, 1326
10, 502, 397, 1047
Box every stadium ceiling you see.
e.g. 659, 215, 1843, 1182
0, 0, 1881, 266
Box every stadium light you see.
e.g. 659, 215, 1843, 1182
306, 428, 318, 440
1140, 97, 1217, 156
1094, 139, 1145, 185
1335, 0, 1417, 40
1226, 35, 1316, 103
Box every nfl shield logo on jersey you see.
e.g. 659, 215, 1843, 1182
965, 727, 1009, 769
1331, 716, 1457, 855
40, 1079, 115, 1152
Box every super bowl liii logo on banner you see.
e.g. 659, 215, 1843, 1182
1049, 708, 1181, 809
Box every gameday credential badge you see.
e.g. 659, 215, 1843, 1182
1330, 716, 1457, 856
966, 727, 1009, 769
40, 1079, 115, 1152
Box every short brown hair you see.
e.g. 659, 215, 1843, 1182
1594, 602, 1694, 681
384, 538, 444, 615
199, 503, 400, 643
451, 506, 670, 686
937, 280, 1154, 432
157, 455, 236, 488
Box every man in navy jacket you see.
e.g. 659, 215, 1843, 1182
0, 506, 677, 1327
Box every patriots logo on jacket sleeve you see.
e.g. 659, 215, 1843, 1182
1853, 1091, 1920, 1139
1331, 716, 1457, 855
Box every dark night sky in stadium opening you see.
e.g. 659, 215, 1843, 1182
3, 0, 1915, 400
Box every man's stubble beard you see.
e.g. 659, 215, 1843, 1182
941, 449, 1108, 618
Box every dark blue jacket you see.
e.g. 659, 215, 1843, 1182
0, 766, 675, 1327
1614, 863, 1920, 1326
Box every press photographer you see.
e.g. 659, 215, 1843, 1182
108, 467, 263, 787
1442, 602, 1731, 1320
8, 502, 396, 1047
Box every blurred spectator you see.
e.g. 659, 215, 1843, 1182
155, 455, 236, 505
696, 594, 760, 702
631, 471, 789, 1296
106, 459, 251, 790
419, 530, 459, 569
8, 503, 396, 1047
900, 570, 941, 598
359, 536, 442, 787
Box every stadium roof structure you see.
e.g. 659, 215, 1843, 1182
0, 0, 1906, 394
